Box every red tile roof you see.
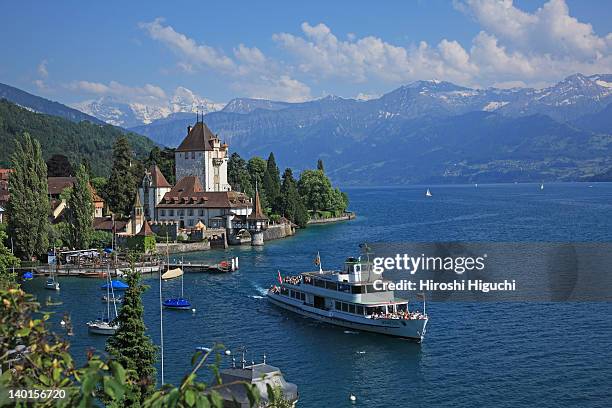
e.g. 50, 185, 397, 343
158, 176, 250, 209
149, 165, 171, 188
136, 219, 155, 236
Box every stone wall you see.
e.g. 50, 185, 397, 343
155, 240, 211, 254
307, 212, 356, 225
263, 222, 296, 241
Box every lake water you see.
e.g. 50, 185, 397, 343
24, 183, 612, 407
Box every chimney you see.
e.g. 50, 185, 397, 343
187, 125, 192, 134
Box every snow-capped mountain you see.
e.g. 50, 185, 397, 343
73, 87, 223, 128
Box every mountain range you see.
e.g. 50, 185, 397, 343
1, 74, 611, 184
128, 73, 612, 184
72, 86, 224, 128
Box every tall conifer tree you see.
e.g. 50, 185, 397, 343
280, 168, 309, 227
106, 137, 138, 216
106, 268, 157, 406
66, 164, 94, 249
264, 152, 281, 212
7, 133, 51, 260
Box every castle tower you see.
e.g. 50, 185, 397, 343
131, 192, 144, 235
175, 118, 230, 192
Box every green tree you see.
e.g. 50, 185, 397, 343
0, 227, 20, 288
106, 268, 157, 406
317, 159, 325, 173
247, 156, 268, 209
280, 169, 309, 227
91, 176, 108, 199
144, 146, 175, 185
7, 133, 51, 260
46, 153, 74, 177
66, 164, 94, 249
330, 188, 349, 214
106, 137, 138, 216
297, 169, 334, 212
263, 153, 281, 212
228, 152, 253, 196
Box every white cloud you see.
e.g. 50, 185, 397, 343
68, 80, 167, 103
459, 0, 612, 60
139, 18, 235, 73
139, 18, 311, 101
37, 59, 49, 78
272, 0, 612, 89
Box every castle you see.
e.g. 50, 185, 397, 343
136, 118, 266, 234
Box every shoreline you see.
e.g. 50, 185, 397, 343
307, 211, 356, 225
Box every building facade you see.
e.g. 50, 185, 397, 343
139, 165, 172, 221
175, 120, 231, 192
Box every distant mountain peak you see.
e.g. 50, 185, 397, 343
73, 87, 223, 128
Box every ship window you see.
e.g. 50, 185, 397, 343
325, 281, 337, 290
387, 305, 395, 313
160, 210, 165, 216
341, 303, 349, 312
351, 285, 362, 294
300, 292, 305, 301
348, 304, 356, 314
304, 276, 313, 285
169, 210, 174, 216
356, 306, 364, 315
338, 283, 351, 293
397, 304, 407, 312
335, 301, 341, 310
188, 209, 193, 216
314, 279, 325, 288
366, 307, 376, 316
281, 287, 289, 295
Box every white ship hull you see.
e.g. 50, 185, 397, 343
267, 292, 427, 341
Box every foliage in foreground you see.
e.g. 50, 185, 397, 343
0, 287, 295, 407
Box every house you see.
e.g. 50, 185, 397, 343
47, 177, 105, 218
155, 176, 251, 229
0, 169, 11, 223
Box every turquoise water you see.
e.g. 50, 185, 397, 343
24, 183, 612, 407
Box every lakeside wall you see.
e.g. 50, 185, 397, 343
307, 211, 356, 225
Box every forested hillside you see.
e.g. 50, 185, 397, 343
0, 99, 156, 176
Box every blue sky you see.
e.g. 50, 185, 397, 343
1, 0, 611, 107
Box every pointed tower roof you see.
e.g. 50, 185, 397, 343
136, 219, 154, 236
247, 188, 268, 220
134, 191, 143, 208
149, 165, 171, 188
176, 121, 217, 152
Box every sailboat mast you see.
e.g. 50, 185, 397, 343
106, 264, 111, 320
109, 263, 118, 319
181, 256, 184, 298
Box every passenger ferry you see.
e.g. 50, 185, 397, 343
267, 250, 428, 341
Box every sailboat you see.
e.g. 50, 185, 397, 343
162, 268, 191, 310
540, 183, 544, 190
87, 263, 119, 335
425, 188, 432, 197
45, 253, 60, 290
162, 251, 191, 310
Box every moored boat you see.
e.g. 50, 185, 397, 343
87, 318, 118, 335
